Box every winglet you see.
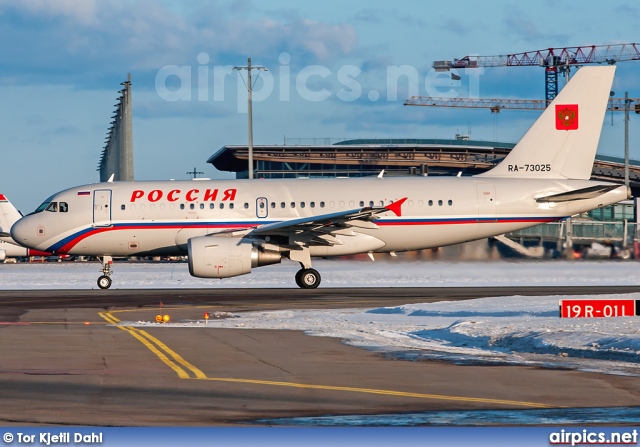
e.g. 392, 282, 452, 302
385, 197, 407, 217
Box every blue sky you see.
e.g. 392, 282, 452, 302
1, 0, 639, 212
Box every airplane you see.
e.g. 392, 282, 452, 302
11, 66, 627, 289
0, 194, 52, 261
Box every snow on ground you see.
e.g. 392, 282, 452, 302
3, 259, 640, 376
2, 258, 640, 289
125, 293, 640, 377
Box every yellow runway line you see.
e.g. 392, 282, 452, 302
195, 376, 556, 409
99, 311, 557, 409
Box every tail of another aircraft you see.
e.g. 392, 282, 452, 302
0, 194, 23, 239
478, 66, 616, 180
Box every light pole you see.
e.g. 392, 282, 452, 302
233, 58, 268, 179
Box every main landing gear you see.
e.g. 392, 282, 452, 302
97, 256, 113, 290
295, 268, 321, 289
288, 248, 321, 289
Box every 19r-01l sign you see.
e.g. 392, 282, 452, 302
559, 299, 640, 318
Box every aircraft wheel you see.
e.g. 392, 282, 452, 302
297, 268, 321, 289
97, 275, 112, 290
294, 269, 304, 288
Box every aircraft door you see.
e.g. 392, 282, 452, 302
93, 189, 112, 227
476, 184, 497, 222
256, 197, 268, 218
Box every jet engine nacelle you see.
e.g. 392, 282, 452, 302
187, 236, 281, 278
0, 249, 5, 262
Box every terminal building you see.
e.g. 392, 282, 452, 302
208, 137, 640, 257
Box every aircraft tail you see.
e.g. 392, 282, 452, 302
478, 66, 616, 180
0, 194, 23, 239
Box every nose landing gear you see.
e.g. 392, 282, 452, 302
97, 256, 113, 289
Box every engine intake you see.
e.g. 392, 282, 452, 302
188, 236, 281, 278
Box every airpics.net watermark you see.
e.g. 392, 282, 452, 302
155, 52, 484, 112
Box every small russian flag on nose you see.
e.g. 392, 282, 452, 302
0, 194, 7, 202
77, 191, 90, 196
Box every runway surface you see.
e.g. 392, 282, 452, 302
1, 286, 640, 426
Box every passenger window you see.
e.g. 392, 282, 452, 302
448, 200, 453, 206
271, 202, 275, 209
46, 202, 58, 212
428, 200, 433, 206
291, 202, 296, 208
300, 202, 305, 208
200, 203, 204, 209
229, 203, 234, 209
281, 202, 285, 208
438, 200, 443, 206
310, 202, 315, 208
369, 201, 374, 207
59, 202, 68, 212
189, 203, 195, 210
220, 203, 225, 209
210, 203, 214, 209
180, 204, 185, 210
245, 203, 249, 209
359, 201, 364, 207
121, 204, 126, 210
320, 201, 325, 208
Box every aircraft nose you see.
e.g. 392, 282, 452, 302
10, 216, 37, 249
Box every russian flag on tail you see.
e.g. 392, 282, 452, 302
77, 191, 91, 196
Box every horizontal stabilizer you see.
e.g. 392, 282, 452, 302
535, 184, 620, 203
0, 231, 10, 237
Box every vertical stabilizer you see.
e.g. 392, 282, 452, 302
479, 66, 615, 180
0, 194, 22, 239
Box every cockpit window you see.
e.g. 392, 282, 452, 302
34, 195, 55, 214
59, 202, 68, 212
46, 202, 58, 212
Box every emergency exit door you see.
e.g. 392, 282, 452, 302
256, 197, 268, 218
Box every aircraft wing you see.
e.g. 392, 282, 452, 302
250, 198, 407, 236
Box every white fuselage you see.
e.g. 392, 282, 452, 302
11, 176, 628, 257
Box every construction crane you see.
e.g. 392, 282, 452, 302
433, 43, 640, 103
404, 96, 640, 113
